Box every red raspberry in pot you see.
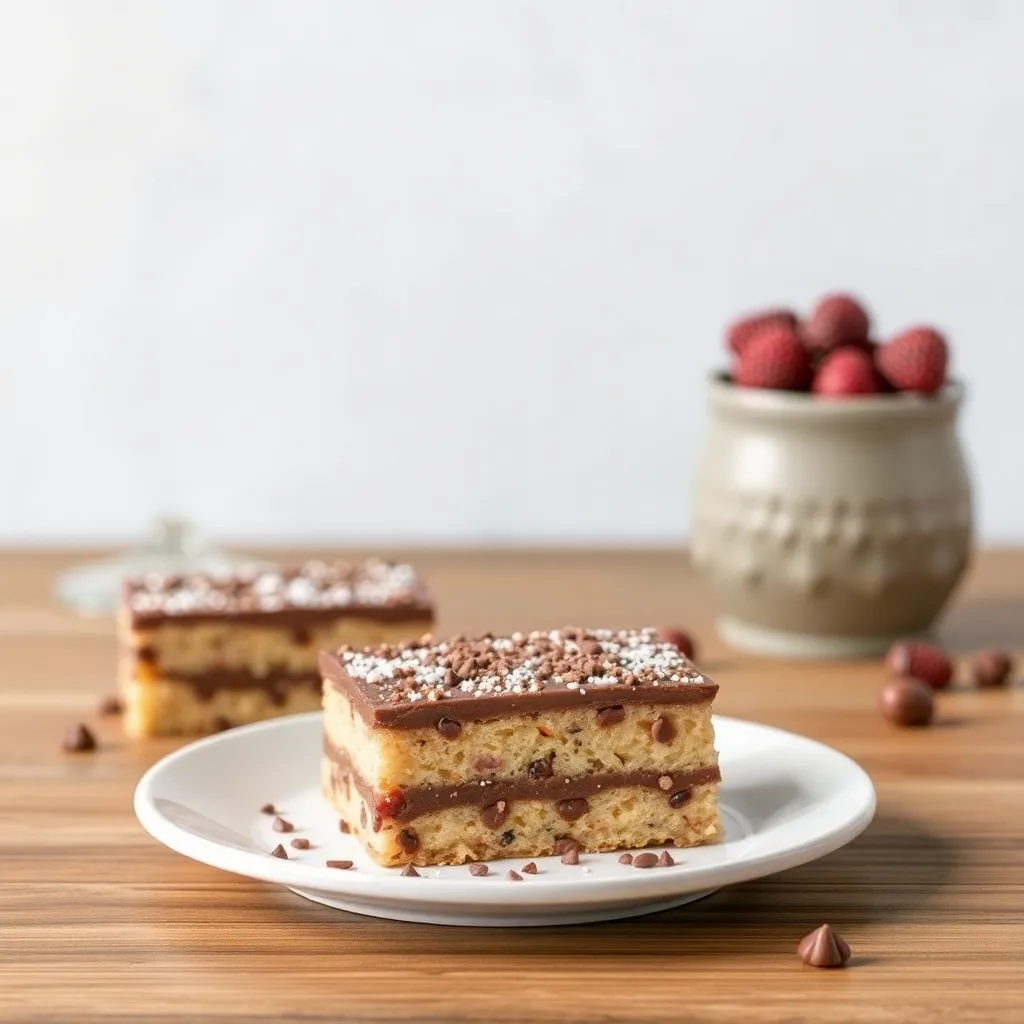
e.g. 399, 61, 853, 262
886, 640, 954, 690
875, 327, 948, 394
733, 324, 811, 391
812, 346, 882, 398
803, 293, 871, 353
726, 308, 798, 356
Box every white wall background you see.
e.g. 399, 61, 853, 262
1, 0, 1021, 545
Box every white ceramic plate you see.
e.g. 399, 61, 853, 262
134, 712, 875, 927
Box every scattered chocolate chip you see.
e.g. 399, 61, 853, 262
211, 715, 232, 732
481, 800, 509, 829
972, 649, 1013, 688
632, 852, 659, 869
260, 802, 276, 815
658, 775, 673, 791
507, 870, 523, 881
290, 626, 312, 645
270, 844, 288, 859
651, 716, 676, 743
272, 816, 294, 833
553, 837, 580, 856
797, 924, 852, 968
469, 863, 489, 877
97, 694, 123, 716
618, 853, 634, 865
401, 863, 420, 877
499, 829, 515, 847
596, 705, 625, 727
436, 716, 462, 739
339, 819, 351, 833
396, 828, 420, 853
656, 625, 696, 660
290, 837, 311, 850
658, 850, 675, 867
526, 755, 554, 779
555, 799, 589, 822
669, 788, 692, 808
560, 846, 580, 865
61, 723, 96, 753
879, 678, 934, 727
326, 859, 353, 869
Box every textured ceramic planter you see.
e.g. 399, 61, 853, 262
692, 376, 972, 658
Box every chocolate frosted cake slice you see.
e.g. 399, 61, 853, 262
119, 559, 433, 737
320, 627, 721, 867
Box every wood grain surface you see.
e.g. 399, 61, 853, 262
1, 548, 1022, 1024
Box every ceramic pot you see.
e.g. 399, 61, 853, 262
691, 376, 972, 658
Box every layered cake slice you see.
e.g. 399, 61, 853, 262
320, 627, 721, 867
119, 559, 434, 737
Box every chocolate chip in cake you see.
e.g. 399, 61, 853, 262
797, 924, 852, 968
339, 819, 351, 833
396, 828, 420, 854
560, 846, 580, 865
555, 799, 589, 822
61, 723, 96, 753
618, 853, 634, 865
270, 844, 288, 859
326, 859, 353, 869
596, 705, 625, 727
97, 694, 123, 716
658, 850, 675, 867
401, 863, 420, 877
211, 715, 232, 733
137, 645, 158, 666
436, 716, 462, 739
526, 754, 554, 779
651, 716, 676, 743
522, 862, 538, 874
472, 753, 502, 774
360, 805, 368, 828
290, 626, 312, 646
499, 829, 515, 847
632, 852, 659, 869
669, 788, 692, 808
481, 800, 509, 829
507, 870, 523, 881
468, 863, 489, 877
658, 775, 674, 791
272, 816, 294, 833
290, 837, 311, 850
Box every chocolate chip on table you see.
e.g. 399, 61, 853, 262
879, 678, 934, 727
436, 717, 462, 739
651, 716, 676, 743
668, 788, 692, 808
618, 853, 634, 865
396, 828, 420, 853
560, 846, 580, 865
521, 862, 538, 874
972, 649, 1014, 688
596, 705, 625, 727
658, 850, 675, 867
401, 863, 420, 877
797, 924, 852, 968
507, 870, 523, 881
290, 837, 311, 850
468, 863, 489, 877
260, 802, 276, 815
632, 852, 659, 869
480, 800, 509, 829
97, 694, 123, 716
61, 723, 96, 753
272, 816, 294, 833
555, 799, 589, 822
326, 859, 354, 869
270, 844, 288, 859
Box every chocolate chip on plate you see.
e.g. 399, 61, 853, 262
632, 852, 659, 869
507, 870, 523, 881
560, 846, 580, 865
290, 837, 311, 850
618, 853, 634, 865
259, 802, 276, 815
270, 844, 288, 859
658, 850, 675, 867
272, 816, 294, 833
468, 863, 489, 877
326, 859, 354, 870
401, 863, 420, 877
521, 862, 538, 874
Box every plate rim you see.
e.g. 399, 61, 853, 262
134, 712, 876, 908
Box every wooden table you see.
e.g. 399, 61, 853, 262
1, 549, 1022, 1023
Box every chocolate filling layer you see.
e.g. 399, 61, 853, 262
321, 652, 718, 729
149, 668, 323, 706
323, 736, 721, 826
130, 608, 434, 629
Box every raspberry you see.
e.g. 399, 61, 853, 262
971, 649, 1013, 689
886, 640, 953, 690
733, 324, 811, 391
726, 309, 797, 356
803, 294, 871, 353
656, 626, 697, 661
812, 346, 882, 398
876, 327, 948, 394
